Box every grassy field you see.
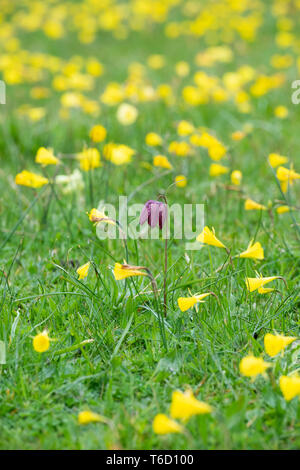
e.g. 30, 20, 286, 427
0, 0, 299, 450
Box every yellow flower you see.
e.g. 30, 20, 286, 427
276, 205, 290, 214
116, 103, 138, 125
78, 410, 105, 425
257, 287, 274, 294
15, 170, 49, 188
145, 132, 162, 146
35, 147, 60, 166
77, 148, 101, 171
239, 240, 264, 260
276, 166, 300, 184
104, 143, 135, 166
177, 120, 194, 136
268, 153, 288, 168
175, 61, 190, 77
170, 390, 212, 420
168, 141, 192, 157
152, 414, 182, 435
245, 275, 280, 292
153, 155, 172, 170
209, 163, 228, 177
89, 125, 107, 143
231, 170, 242, 186
264, 333, 296, 357
274, 105, 288, 118
239, 355, 271, 378
231, 131, 246, 141
113, 263, 147, 281
87, 208, 116, 226
175, 175, 187, 188
77, 262, 91, 280
196, 226, 226, 249
177, 293, 211, 312
244, 198, 267, 211
147, 54, 165, 70
208, 143, 226, 161
279, 375, 300, 401
33, 330, 50, 353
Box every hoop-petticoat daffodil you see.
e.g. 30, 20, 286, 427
238, 240, 264, 260
152, 414, 183, 435
77, 261, 91, 280
244, 198, 267, 211
145, 132, 163, 146
87, 208, 116, 226
170, 390, 212, 421
35, 147, 60, 166
33, 330, 51, 353
231, 170, 242, 186
113, 263, 147, 281
268, 153, 288, 168
239, 355, 271, 378
175, 175, 187, 188
77, 148, 101, 171
276, 166, 300, 193
264, 333, 296, 357
89, 124, 107, 143
177, 293, 212, 312
209, 163, 228, 177
196, 226, 226, 249
15, 170, 49, 188
245, 275, 281, 292
279, 375, 300, 401
276, 205, 290, 214
153, 155, 172, 169
78, 410, 107, 425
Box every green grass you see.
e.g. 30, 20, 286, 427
0, 0, 299, 450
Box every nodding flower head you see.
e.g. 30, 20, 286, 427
139, 200, 167, 230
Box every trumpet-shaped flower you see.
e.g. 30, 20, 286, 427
77, 148, 101, 171
87, 208, 116, 226
170, 390, 212, 420
264, 333, 296, 357
209, 163, 229, 177
276, 205, 290, 214
177, 293, 211, 312
15, 170, 49, 188
77, 262, 91, 280
177, 120, 194, 136
33, 330, 50, 353
113, 263, 147, 281
89, 125, 107, 143
279, 375, 300, 401
152, 414, 182, 435
231, 170, 242, 185
175, 175, 187, 188
244, 199, 267, 211
276, 166, 300, 193
153, 155, 172, 169
196, 226, 226, 249
104, 143, 135, 166
78, 410, 105, 425
239, 240, 264, 260
35, 147, 60, 166
268, 153, 288, 168
239, 355, 271, 378
245, 275, 280, 292
145, 132, 162, 146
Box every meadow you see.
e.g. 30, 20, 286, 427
0, 0, 299, 450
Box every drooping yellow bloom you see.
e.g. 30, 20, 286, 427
35, 147, 60, 166
231, 170, 242, 186
153, 155, 172, 170
116, 103, 138, 125
239, 240, 264, 260
274, 105, 288, 119
170, 390, 212, 420
276, 166, 300, 193
113, 263, 147, 281
231, 131, 246, 141
177, 293, 211, 312
264, 333, 296, 357
175, 62, 190, 78
196, 226, 226, 249
208, 143, 227, 161
77, 262, 91, 280
33, 330, 50, 353
87, 208, 116, 226
258, 287, 275, 294
168, 141, 192, 157
145, 132, 162, 146
209, 163, 229, 177
175, 175, 187, 188
89, 125, 107, 143
104, 143, 135, 166
78, 410, 105, 425
245, 275, 280, 292
279, 375, 300, 401
152, 414, 182, 435
276, 205, 290, 214
177, 120, 194, 136
268, 153, 288, 168
244, 198, 267, 211
77, 148, 101, 171
239, 355, 271, 378
15, 170, 49, 188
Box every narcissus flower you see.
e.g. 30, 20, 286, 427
177, 293, 211, 312
196, 226, 226, 249
239, 355, 271, 378
177, 120, 194, 136
140, 200, 167, 229
231, 131, 246, 141
209, 163, 228, 177
77, 262, 91, 280
78, 410, 106, 425
264, 333, 296, 357
15, 170, 49, 188
153, 155, 172, 169
145, 132, 162, 146
170, 390, 212, 420
276, 166, 300, 192
274, 105, 288, 118
33, 330, 50, 353
89, 125, 107, 143
276, 205, 290, 214
113, 263, 147, 281
35, 147, 60, 166
279, 375, 300, 401
116, 103, 138, 125
152, 414, 182, 435
231, 170, 242, 186
245, 275, 281, 292
175, 61, 190, 77
175, 175, 187, 188
238, 240, 264, 260
268, 153, 288, 168
244, 198, 267, 211
87, 208, 116, 226
104, 143, 135, 166
77, 148, 101, 171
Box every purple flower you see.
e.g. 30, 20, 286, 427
139, 200, 167, 230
